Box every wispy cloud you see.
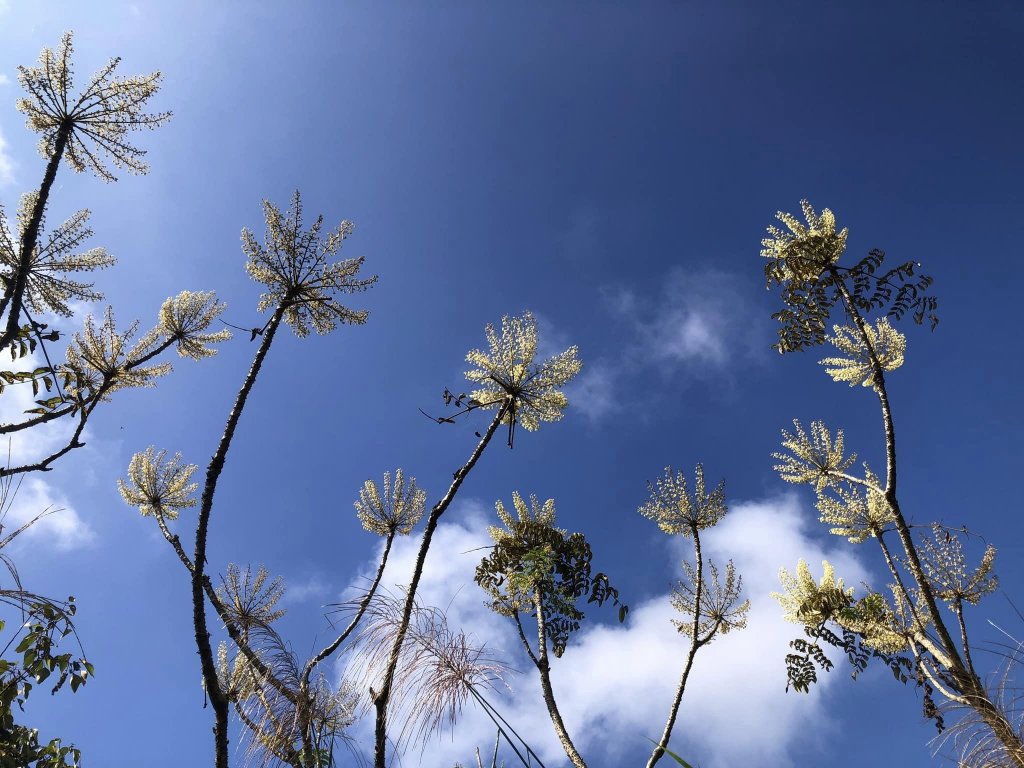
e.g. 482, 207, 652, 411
285, 574, 330, 604
0, 73, 10, 86
565, 360, 617, 421
340, 495, 867, 767
0, 127, 15, 187
1, 476, 96, 551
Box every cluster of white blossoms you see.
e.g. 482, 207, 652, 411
772, 559, 854, 626
243, 191, 377, 338
65, 307, 169, 398
773, 420, 856, 492
637, 464, 726, 536
159, 290, 232, 360
16, 31, 171, 181
815, 464, 894, 544
820, 317, 907, 389
0, 198, 115, 317
118, 446, 198, 519
762, 200, 848, 283
354, 469, 427, 537
464, 311, 581, 432
489, 491, 559, 545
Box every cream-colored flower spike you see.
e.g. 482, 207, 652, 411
773, 420, 856, 492
638, 464, 726, 536
16, 31, 171, 181
65, 307, 169, 399
489, 491, 559, 545
762, 200, 848, 283
159, 290, 232, 360
354, 469, 427, 536
772, 559, 853, 625
819, 318, 906, 389
118, 446, 198, 519
0, 198, 115, 316
464, 311, 582, 432
243, 191, 377, 338
815, 464, 894, 543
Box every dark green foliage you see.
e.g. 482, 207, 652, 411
765, 248, 939, 354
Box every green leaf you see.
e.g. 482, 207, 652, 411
646, 738, 696, 768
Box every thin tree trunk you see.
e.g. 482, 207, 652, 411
194, 300, 288, 768
373, 406, 506, 768
532, 590, 586, 768
0, 122, 70, 348
648, 526, 704, 768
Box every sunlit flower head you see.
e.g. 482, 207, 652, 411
242, 191, 377, 338
159, 290, 231, 360
65, 306, 169, 398
762, 200, 848, 284
772, 559, 853, 625
773, 420, 856, 492
464, 311, 581, 433
815, 463, 894, 543
354, 469, 427, 537
0, 198, 115, 316
671, 559, 750, 640
819, 318, 906, 389
118, 446, 198, 519
16, 31, 171, 181
638, 464, 726, 536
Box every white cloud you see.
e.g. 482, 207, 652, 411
285, 574, 330, 604
1, 476, 96, 551
0, 73, 10, 86
0, 127, 15, 187
610, 269, 758, 370
566, 360, 617, 421
338, 494, 869, 767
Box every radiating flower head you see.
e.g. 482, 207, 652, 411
671, 559, 750, 640
242, 191, 377, 337
819, 318, 906, 389
0, 198, 115, 316
354, 469, 427, 537
158, 290, 231, 360
16, 31, 171, 181
762, 200, 848, 285
815, 463, 894, 543
464, 311, 581, 433
773, 420, 856, 492
65, 307, 168, 398
920, 525, 998, 608
118, 446, 197, 519
638, 464, 726, 535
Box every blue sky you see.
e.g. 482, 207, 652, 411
1, 1, 1022, 766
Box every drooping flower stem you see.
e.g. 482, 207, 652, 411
193, 297, 289, 768
0, 122, 70, 348
373, 406, 506, 768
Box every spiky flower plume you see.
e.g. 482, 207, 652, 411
919, 526, 998, 609
464, 311, 581, 432
820, 318, 906, 389
773, 420, 856, 492
65, 306, 168, 398
0, 197, 114, 316
354, 469, 427, 537
762, 200, 848, 285
773, 559, 854, 626
118, 446, 198, 519
242, 191, 377, 337
815, 464, 894, 543
158, 290, 231, 360
638, 464, 726, 536
16, 31, 171, 181
671, 559, 749, 640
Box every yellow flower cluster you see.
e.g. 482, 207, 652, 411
159, 290, 231, 360
242, 191, 377, 338
762, 200, 848, 283
118, 446, 198, 519
464, 311, 581, 432
16, 31, 171, 181
819, 318, 906, 389
354, 469, 427, 537
637, 464, 726, 535
773, 559, 853, 625
489, 491, 559, 545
